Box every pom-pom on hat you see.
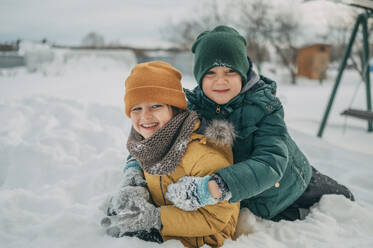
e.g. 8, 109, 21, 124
191, 25, 250, 86
124, 61, 187, 117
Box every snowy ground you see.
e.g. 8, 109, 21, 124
0, 51, 372, 248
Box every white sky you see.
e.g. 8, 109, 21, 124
1, 0, 197, 46
0, 0, 355, 47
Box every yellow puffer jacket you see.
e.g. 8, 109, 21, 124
144, 120, 240, 248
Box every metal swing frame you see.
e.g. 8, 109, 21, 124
317, 11, 373, 137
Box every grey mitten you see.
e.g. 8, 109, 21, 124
106, 158, 146, 216
101, 196, 162, 237
107, 186, 150, 216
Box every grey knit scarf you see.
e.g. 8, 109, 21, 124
127, 111, 199, 176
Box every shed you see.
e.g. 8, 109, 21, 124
296, 44, 331, 81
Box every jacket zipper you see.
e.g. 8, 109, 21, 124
160, 176, 167, 205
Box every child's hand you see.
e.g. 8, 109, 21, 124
166, 176, 218, 211
101, 197, 161, 237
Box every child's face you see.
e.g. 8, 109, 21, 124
130, 102, 173, 139
202, 66, 242, 105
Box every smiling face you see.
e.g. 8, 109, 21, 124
201, 66, 242, 105
130, 102, 174, 139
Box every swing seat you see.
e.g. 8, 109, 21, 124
341, 108, 373, 121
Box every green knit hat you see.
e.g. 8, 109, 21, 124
191, 25, 250, 86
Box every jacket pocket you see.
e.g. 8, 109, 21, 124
286, 138, 311, 189
289, 155, 308, 188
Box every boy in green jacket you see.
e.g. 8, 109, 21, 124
166, 25, 354, 221
106, 25, 354, 225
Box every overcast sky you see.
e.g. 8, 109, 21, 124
1, 0, 198, 46
0, 0, 354, 47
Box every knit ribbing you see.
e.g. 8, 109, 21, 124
127, 111, 199, 175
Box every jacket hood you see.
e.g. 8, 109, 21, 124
242, 61, 260, 92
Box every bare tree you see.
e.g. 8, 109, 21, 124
349, 16, 373, 79
235, 0, 272, 72
160, 20, 204, 50
326, 9, 356, 65
266, 10, 301, 84
160, 0, 302, 84
160, 0, 230, 50
81, 32, 105, 47
326, 8, 373, 79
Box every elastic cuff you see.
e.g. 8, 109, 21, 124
123, 160, 142, 173
197, 176, 215, 205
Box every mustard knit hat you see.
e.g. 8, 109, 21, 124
124, 61, 187, 117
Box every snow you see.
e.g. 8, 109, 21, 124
1, 48, 373, 248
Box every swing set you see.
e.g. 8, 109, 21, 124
317, 0, 373, 137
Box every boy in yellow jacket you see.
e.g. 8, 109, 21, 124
101, 61, 239, 247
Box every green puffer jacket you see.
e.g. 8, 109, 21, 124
185, 76, 312, 219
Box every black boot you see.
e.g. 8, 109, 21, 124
272, 166, 355, 222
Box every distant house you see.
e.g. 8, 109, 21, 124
0, 41, 25, 68
296, 44, 331, 81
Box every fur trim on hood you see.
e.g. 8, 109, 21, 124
204, 119, 236, 147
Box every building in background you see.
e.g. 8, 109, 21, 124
296, 44, 331, 82
0, 40, 25, 68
